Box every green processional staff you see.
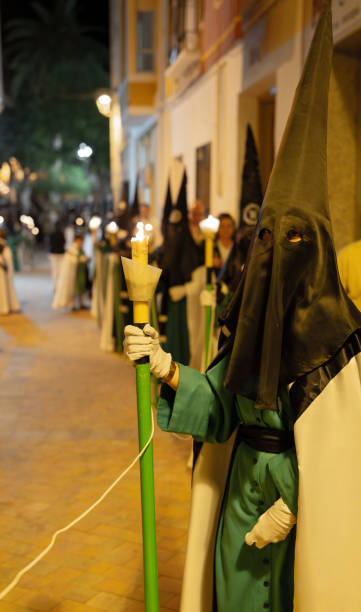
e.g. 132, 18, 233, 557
122, 222, 163, 612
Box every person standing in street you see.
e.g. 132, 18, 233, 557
0, 230, 20, 315
49, 221, 65, 292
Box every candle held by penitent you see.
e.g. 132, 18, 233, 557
131, 222, 149, 323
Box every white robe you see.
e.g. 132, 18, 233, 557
179, 341, 361, 611
52, 246, 78, 309
91, 248, 106, 323
100, 252, 118, 352
0, 246, 20, 315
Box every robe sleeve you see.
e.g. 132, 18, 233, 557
267, 448, 299, 516
157, 354, 237, 443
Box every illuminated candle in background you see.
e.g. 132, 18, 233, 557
88, 215, 102, 243
144, 223, 153, 250
199, 214, 220, 369
105, 220, 119, 247
199, 215, 220, 267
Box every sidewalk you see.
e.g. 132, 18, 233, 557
0, 260, 192, 611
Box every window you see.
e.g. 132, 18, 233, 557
168, 0, 186, 64
136, 11, 154, 72
196, 143, 211, 211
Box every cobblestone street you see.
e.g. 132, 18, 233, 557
0, 256, 192, 611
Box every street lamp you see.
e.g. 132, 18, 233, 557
96, 93, 111, 118
95, 90, 123, 214
77, 143, 93, 159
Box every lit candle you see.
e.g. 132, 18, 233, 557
131, 222, 149, 323
131, 222, 149, 265
199, 215, 220, 268
89, 215, 102, 243
199, 215, 220, 369
105, 220, 119, 247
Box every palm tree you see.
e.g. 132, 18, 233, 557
4, 0, 109, 100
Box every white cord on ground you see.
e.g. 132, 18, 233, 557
0, 410, 155, 601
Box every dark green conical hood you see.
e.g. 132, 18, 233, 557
221, 0, 361, 409
239, 124, 263, 226
261, 0, 332, 221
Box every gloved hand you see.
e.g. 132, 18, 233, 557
200, 289, 216, 308
169, 285, 186, 302
245, 497, 296, 549
124, 324, 172, 379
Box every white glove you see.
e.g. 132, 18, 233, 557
219, 281, 229, 296
169, 285, 186, 302
245, 497, 296, 549
200, 289, 216, 308
124, 324, 172, 379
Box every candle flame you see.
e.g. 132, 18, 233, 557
132, 222, 146, 242
106, 221, 119, 234
89, 215, 102, 230
199, 215, 220, 236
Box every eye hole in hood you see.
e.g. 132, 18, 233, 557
287, 229, 303, 243
259, 228, 273, 243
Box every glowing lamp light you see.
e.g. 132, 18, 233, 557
20, 215, 34, 229
77, 143, 93, 159
199, 215, 220, 238
32, 227, 39, 236
75, 217, 84, 226
0, 216, 4, 225
89, 215, 102, 230
145, 223, 153, 232
96, 93, 111, 118
105, 221, 119, 234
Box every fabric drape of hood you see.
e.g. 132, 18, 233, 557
219, 0, 361, 410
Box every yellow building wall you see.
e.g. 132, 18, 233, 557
129, 82, 157, 106
328, 52, 361, 251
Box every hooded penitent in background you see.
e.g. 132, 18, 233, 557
156, 159, 205, 368
217, 123, 263, 299
52, 234, 90, 310
126, 1, 361, 610
99, 225, 132, 354
0, 234, 20, 315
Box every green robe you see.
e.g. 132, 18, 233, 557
74, 253, 88, 296
157, 354, 298, 612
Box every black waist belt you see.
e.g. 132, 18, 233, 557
235, 424, 295, 454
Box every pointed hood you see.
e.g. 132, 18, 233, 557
239, 124, 263, 227
220, 0, 361, 409
131, 175, 140, 219
160, 160, 202, 285
161, 158, 188, 232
